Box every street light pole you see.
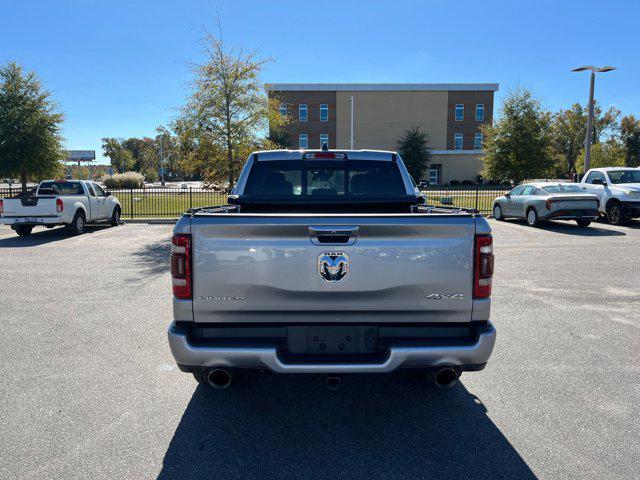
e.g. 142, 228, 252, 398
571, 65, 616, 176
584, 71, 596, 172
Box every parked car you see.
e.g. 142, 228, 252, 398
0, 179, 121, 237
579, 167, 640, 225
167, 149, 496, 390
492, 182, 599, 227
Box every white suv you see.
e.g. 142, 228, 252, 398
580, 167, 640, 225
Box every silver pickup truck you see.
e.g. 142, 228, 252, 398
167, 149, 496, 390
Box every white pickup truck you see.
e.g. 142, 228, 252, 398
579, 167, 640, 225
167, 149, 496, 390
0, 180, 121, 237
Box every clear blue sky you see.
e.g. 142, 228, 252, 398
2, 0, 638, 164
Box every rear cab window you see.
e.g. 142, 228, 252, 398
242, 160, 407, 198
38, 181, 85, 195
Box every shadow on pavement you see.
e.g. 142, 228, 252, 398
504, 219, 625, 236
0, 225, 112, 247
130, 238, 171, 275
158, 372, 536, 480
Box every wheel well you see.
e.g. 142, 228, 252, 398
526, 206, 537, 214
606, 198, 621, 210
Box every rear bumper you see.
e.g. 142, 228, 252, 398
167, 321, 496, 374
543, 209, 599, 221
1, 216, 63, 226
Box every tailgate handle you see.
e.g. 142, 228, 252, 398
308, 226, 359, 245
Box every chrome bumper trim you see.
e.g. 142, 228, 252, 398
167, 321, 496, 373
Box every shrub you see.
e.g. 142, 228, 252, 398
101, 171, 145, 189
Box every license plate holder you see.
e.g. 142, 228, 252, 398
24, 217, 37, 223
287, 326, 378, 354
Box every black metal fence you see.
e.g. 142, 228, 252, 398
420, 186, 510, 214
0, 185, 510, 218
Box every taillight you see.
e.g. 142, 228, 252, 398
0, 199, 3, 214
171, 234, 192, 299
473, 234, 494, 299
56, 198, 63, 213
545, 199, 556, 211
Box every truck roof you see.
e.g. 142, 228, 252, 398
250, 149, 398, 162
588, 167, 640, 172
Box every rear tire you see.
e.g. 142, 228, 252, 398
66, 211, 86, 235
576, 219, 592, 228
606, 203, 626, 225
493, 204, 504, 221
526, 208, 539, 227
109, 206, 120, 226
14, 225, 33, 237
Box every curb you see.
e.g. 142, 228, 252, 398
122, 219, 177, 225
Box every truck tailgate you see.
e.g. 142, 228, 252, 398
1, 196, 57, 216
190, 214, 477, 324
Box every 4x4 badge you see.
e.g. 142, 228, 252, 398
425, 293, 464, 300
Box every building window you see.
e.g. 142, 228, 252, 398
429, 164, 442, 185
320, 104, 328, 122
474, 133, 484, 149
279, 103, 287, 116
476, 104, 485, 121
299, 104, 308, 122
454, 133, 463, 150
299, 134, 308, 149
320, 134, 329, 148
455, 104, 464, 121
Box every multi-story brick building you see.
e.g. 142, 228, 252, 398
267, 83, 498, 185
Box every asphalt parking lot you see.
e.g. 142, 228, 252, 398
1, 219, 639, 479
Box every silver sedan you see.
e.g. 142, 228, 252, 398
492, 182, 599, 227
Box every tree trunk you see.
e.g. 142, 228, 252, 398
227, 144, 234, 187
20, 170, 27, 194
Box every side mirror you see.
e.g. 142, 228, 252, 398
105, 191, 111, 197
505, 193, 511, 198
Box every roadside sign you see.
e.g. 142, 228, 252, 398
66, 150, 96, 162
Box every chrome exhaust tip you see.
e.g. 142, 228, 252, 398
207, 368, 232, 389
434, 367, 459, 389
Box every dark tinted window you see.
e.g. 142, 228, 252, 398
542, 185, 584, 193
38, 181, 84, 195
586, 171, 605, 184
243, 160, 406, 197
607, 170, 640, 184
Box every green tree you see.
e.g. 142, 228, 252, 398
0, 62, 65, 191
482, 88, 553, 183
181, 30, 277, 186
620, 115, 640, 167
396, 126, 432, 180
551, 102, 619, 174
578, 138, 625, 170
101, 137, 134, 173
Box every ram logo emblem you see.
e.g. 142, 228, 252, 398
318, 252, 350, 283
